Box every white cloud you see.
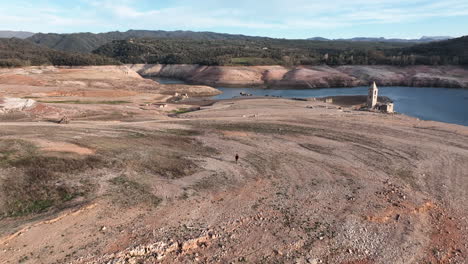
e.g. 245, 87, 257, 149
0, 0, 467, 36
86, 0, 468, 29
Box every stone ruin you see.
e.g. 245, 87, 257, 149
367, 82, 394, 113
367, 82, 378, 109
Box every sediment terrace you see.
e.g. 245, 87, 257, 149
130, 64, 468, 89
0, 66, 467, 264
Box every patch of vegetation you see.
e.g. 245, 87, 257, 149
394, 167, 420, 190
118, 151, 199, 179
0, 38, 119, 67
0, 139, 106, 217
0, 139, 37, 166
191, 172, 230, 192
172, 108, 189, 114
82, 131, 213, 179
395, 168, 413, 180
1, 165, 84, 217
8, 155, 105, 173
229, 57, 279, 66
162, 129, 201, 136
179, 191, 190, 200
18, 255, 29, 263
172, 108, 194, 114
109, 175, 162, 207
205, 122, 311, 135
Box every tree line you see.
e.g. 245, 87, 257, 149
93, 37, 468, 66
1, 35, 466, 68
0, 38, 119, 68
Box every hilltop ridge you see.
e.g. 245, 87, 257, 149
307, 36, 452, 43
0, 30, 34, 39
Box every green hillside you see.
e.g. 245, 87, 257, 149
28, 30, 269, 53
92, 35, 468, 66
0, 38, 119, 67
402, 36, 468, 65
93, 38, 414, 66
2, 31, 466, 67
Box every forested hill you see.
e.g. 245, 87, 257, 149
27, 30, 268, 53
92, 38, 414, 66
402, 36, 468, 65
0, 38, 119, 67
93, 37, 468, 66
3, 31, 466, 67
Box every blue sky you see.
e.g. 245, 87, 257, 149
1, 0, 467, 39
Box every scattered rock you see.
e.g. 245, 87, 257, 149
58, 116, 70, 124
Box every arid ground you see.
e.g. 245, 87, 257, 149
0, 66, 467, 264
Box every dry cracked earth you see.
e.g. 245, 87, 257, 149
0, 67, 467, 264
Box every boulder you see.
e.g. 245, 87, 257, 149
0, 98, 36, 114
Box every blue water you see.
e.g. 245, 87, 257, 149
152, 78, 468, 126
214, 87, 468, 126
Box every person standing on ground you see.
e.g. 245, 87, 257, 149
235, 154, 239, 164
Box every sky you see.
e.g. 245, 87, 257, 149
0, 0, 467, 39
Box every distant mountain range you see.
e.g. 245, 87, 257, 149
0, 31, 35, 39
308, 36, 452, 43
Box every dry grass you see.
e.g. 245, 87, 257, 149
0, 124, 214, 218
0, 139, 105, 217
109, 175, 162, 207
0, 139, 36, 166
203, 122, 313, 135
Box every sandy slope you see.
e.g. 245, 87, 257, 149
130, 64, 468, 88
0, 97, 467, 264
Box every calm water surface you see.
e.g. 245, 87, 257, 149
153, 78, 468, 126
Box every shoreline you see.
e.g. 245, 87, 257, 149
131, 64, 468, 89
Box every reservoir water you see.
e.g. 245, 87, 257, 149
153, 78, 468, 126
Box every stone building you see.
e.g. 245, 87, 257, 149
365, 82, 394, 113
367, 82, 378, 109
378, 103, 394, 113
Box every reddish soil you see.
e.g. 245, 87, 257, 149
0, 66, 467, 264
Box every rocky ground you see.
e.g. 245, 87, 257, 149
130, 64, 468, 89
0, 66, 220, 122
0, 66, 467, 264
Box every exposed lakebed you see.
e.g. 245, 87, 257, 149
153, 77, 468, 126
